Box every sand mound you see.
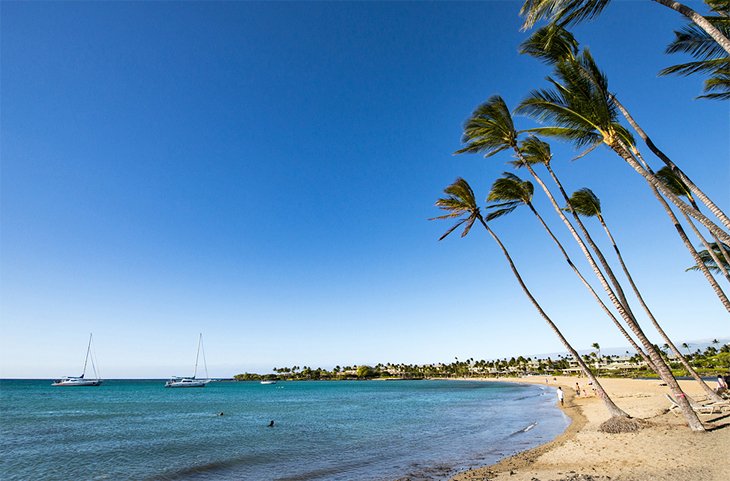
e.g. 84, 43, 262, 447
598, 415, 650, 433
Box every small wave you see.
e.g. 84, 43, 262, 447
146, 455, 263, 481
508, 421, 538, 436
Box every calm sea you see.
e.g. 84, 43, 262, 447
0, 379, 568, 481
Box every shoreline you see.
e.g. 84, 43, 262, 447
449, 376, 730, 481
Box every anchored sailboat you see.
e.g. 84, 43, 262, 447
52, 333, 103, 386
165, 334, 211, 388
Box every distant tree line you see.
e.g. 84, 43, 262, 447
233, 342, 729, 381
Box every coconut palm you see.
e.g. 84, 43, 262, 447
487, 173, 656, 368
457, 95, 705, 431
433, 177, 629, 418
687, 242, 730, 274
516, 51, 730, 245
519, 0, 730, 55
520, 24, 730, 231
656, 167, 730, 277
569, 187, 725, 400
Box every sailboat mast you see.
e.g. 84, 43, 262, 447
193, 333, 202, 378
82, 333, 93, 377
201, 336, 209, 379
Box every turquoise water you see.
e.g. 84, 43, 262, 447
0, 379, 568, 481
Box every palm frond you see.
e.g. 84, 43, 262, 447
455, 96, 518, 157
660, 58, 730, 77
656, 166, 691, 197
486, 206, 519, 221
519, 23, 579, 64
519, 136, 553, 165
686, 242, 730, 272
567, 187, 601, 217
704, 1, 729, 16
572, 141, 601, 160
663, 18, 730, 101
520, 0, 610, 31
665, 22, 729, 59
432, 178, 482, 241
488, 172, 534, 205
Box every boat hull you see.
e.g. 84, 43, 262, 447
164, 379, 210, 388
52, 379, 102, 387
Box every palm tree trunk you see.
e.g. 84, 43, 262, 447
596, 214, 724, 402
682, 211, 730, 283
518, 157, 705, 431
541, 163, 637, 318
613, 97, 730, 231
527, 202, 656, 370
651, 0, 730, 55
629, 149, 730, 311
476, 216, 629, 419
648, 184, 730, 312
685, 197, 730, 277
611, 141, 730, 246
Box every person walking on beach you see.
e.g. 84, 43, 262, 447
575, 382, 581, 397
556, 387, 564, 406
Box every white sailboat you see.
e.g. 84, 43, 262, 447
165, 334, 211, 388
52, 333, 103, 386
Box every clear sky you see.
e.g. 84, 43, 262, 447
1, 1, 728, 378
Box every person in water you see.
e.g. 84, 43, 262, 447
268, 420, 275, 427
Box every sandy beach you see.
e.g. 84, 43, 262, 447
450, 376, 730, 481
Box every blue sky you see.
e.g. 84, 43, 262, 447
1, 1, 727, 378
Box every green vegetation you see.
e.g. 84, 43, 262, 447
232, 343, 730, 381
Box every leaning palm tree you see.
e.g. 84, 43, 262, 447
569, 187, 724, 400
592, 342, 601, 359
433, 177, 629, 418
487, 173, 656, 369
457, 96, 705, 431
687, 242, 730, 273
515, 51, 730, 311
519, 0, 730, 56
519, 24, 730, 231
517, 50, 730, 245
656, 167, 730, 278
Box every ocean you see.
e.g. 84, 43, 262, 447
0, 379, 569, 481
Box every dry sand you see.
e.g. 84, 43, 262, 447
449, 376, 730, 481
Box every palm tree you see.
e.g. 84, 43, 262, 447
432, 177, 629, 418
516, 50, 730, 245
518, 0, 730, 56
568, 187, 725, 400
687, 242, 730, 274
487, 173, 656, 369
656, 167, 730, 278
519, 24, 730, 231
592, 342, 601, 358
681, 342, 692, 357
515, 49, 730, 310
457, 96, 705, 431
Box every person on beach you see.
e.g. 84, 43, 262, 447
716, 375, 728, 394
575, 383, 581, 396
557, 387, 564, 406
